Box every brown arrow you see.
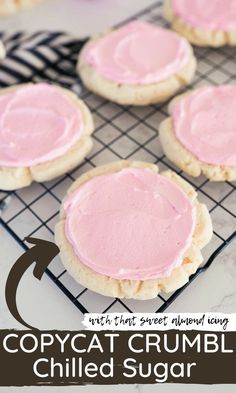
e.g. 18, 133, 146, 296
5, 237, 60, 330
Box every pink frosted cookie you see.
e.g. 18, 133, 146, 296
55, 160, 212, 299
78, 21, 197, 105
159, 85, 236, 181
0, 83, 94, 190
163, 0, 236, 47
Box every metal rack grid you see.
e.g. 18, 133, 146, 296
0, 0, 236, 315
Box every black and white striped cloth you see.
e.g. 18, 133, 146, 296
0, 31, 85, 91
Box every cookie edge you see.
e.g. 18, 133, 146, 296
0, 0, 43, 15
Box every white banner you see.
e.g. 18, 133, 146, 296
82, 313, 236, 332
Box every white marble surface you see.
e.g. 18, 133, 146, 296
0, 0, 236, 392
0, 0, 156, 36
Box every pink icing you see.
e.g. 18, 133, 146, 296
64, 168, 196, 280
82, 21, 190, 85
172, 0, 236, 31
0, 83, 84, 167
172, 85, 236, 167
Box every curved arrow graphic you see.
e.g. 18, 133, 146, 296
5, 237, 60, 330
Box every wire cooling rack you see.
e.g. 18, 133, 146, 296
0, 0, 236, 315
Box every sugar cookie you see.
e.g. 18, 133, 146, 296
0, 0, 43, 15
55, 160, 212, 300
0, 83, 94, 190
0, 40, 5, 60
78, 21, 197, 105
163, 0, 236, 47
159, 85, 236, 181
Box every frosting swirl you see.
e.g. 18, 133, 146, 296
172, 85, 236, 167
0, 83, 84, 167
83, 21, 190, 85
64, 168, 195, 280
172, 0, 236, 31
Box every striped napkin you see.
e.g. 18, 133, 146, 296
0, 31, 85, 91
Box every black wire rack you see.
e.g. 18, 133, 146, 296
0, 0, 236, 315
